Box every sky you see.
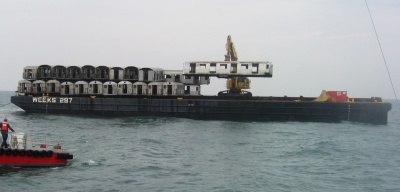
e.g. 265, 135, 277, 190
1, 0, 399, 99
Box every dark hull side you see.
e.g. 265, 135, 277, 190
11, 96, 392, 124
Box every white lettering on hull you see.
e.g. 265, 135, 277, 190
32, 97, 73, 103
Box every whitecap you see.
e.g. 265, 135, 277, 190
82, 159, 98, 166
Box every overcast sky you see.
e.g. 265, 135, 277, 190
1, 0, 399, 99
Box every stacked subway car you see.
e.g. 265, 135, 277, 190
17, 65, 209, 97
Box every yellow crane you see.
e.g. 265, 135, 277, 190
218, 35, 252, 97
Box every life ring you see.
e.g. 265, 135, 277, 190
39, 150, 47, 157
0, 148, 4, 156
46, 150, 54, 157
5, 149, 12, 156
19, 149, 26, 157
32, 150, 39, 157
12, 149, 19, 156
26, 150, 33, 157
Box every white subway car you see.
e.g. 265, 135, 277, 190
74, 81, 89, 95
88, 81, 103, 95
37, 65, 53, 79
66, 66, 81, 80
103, 81, 118, 95
183, 61, 273, 77
60, 82, 75, 95
18, 80, 32, 93
148, 82, 163, 96
110, 67, 124, 81
32, 80, 46, 94
139, 68, 164, 82
52, 65, 67, 79
17, 64, 209, 97
133, 82, 148, 96
124, 66, 139, 81
23, 66, 38, 80
46, 80, 61, 94
163, 82, 184, 96
81, 65, 96, 80
118, 81, 133, 95
95, 66, 110, 80
184, 85, 201, 95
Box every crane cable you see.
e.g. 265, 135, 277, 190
364, 0, 400, 111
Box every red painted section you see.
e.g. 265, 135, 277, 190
327, 91, 348, 102
0, 151, 70, 167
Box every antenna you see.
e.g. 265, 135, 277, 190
365, 0, 399, 111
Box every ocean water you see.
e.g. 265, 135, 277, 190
0, 91, 399, 192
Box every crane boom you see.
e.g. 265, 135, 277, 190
225, 35, 238, 62
219, 35, 252, 97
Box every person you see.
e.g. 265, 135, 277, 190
1, 118, 15, 148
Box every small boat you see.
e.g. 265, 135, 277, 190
0, 132, 73, 167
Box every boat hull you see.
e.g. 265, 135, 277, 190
11, 95, 392, 124
0, 148, 73, 167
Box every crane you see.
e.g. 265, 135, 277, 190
218, 35, 252, 97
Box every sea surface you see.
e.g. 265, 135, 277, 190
1, 91, 399, 192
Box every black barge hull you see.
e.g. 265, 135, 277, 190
11, 96, 392, 124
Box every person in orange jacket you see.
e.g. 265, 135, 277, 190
1, 118, 15, 148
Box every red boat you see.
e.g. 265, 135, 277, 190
0, 132, 73, 167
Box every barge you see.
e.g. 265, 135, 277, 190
10, 36, 392, 124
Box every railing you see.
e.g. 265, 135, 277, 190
9, 132, 65, 151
